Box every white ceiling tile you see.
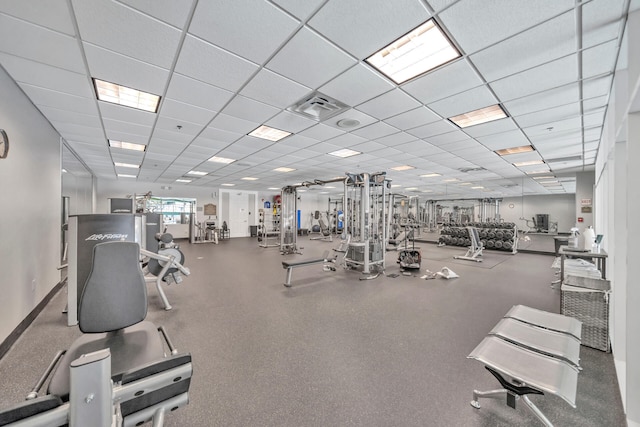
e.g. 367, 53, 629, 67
356, 89, 421, 120
98, 102, 156, 127
119, 0, 196, 28
103, 118, 152, 138
83, 43, 170, 96
0, 53, 92, 98
583, 75, 613, 99
158, 99, 216, 128
402, 58, 483, 105
503, 83, 579, 116
351, 122, 399, 140
0, 0, 75, 35
272, 0, 324, 20
166, 73, 234, 112
39, 106, 102, 129
406, 120, 458, 138
476, 129, 531, 151
427, 85, 498, 118
375, 132, 418, 147
222, 95, 280, 124
384, 106, 441, 130
297, 123, 345, 141
0, 14, 85, 72
200, 126, 242, 144
22, 85, 98, 115
175, 35, 258, 92
190, 0, 298, 64
324, 133, 367, 148
469, 11, 575, 83
462, 117, 518, 138
276, 135, 317, 150
266, 110, 317, 133
522, 117, 581, 140
427, 130, 472, 146
438, 0, 573, 54
209, 113, 260, 135
511, 102, 580, 128
582, 0, 627, 49
155, 116, 203, 136
267, 27, 357, 89
240, 68, 311, 108
105, 130, 148, 145
319, 63, 394, 107
309, 0, 430, 59
72, 0, 182, 68
490, 55, 577, 101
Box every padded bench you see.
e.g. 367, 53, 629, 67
282, 251, 332, 287
468, 305, 582, 427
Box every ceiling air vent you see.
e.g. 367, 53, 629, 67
288, 92, 349, 121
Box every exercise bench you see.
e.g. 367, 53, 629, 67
468, 305, 582, 427
282, 250, 333, 287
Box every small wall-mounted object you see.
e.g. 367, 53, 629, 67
0, 129, 8, 159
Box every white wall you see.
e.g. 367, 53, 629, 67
0, 66, 62, 345
62, 173, 93, 215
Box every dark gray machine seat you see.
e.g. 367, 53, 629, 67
48, 241, 166, 400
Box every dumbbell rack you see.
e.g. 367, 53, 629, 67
258, 208, 280, 248
439, 222, 518, 254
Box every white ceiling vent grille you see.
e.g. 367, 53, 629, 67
288, 92, 349, 121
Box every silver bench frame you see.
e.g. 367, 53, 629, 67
468, 305, 582, 427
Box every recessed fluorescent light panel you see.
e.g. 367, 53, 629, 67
449, 104, 508, 128
471, 186, 484, 189
176, 179, 192, 183
248, 125, 291, 142
93, 78, 160, 113
391, 165, 416, 171
420, 173, 441, 178
242, 177, 258, 181
117, 174, 137, 178
366, 19, 460, 84
513, 160, 544, 167
268, 187, 280, 190
443, 178, 459, 182
274, 167, 296, 172
328, 149, 362, 158
495, 145, 534, 156
221, 183, 235, 186
532, 175, 556, 180
114, 162, 139, 169
187, 171, 208, 176
109, 140, 146, 151
208, 156, 236, 164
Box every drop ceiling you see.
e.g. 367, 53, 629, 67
0, 0, 636, 198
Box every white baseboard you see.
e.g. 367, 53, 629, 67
614, 358, 627, 413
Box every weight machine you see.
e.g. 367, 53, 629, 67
280, 186, 299, 255
343, 171, 390, 274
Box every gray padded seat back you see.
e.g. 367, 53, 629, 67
79, 241, 147, 333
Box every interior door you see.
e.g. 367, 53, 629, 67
229, 192, 249, 237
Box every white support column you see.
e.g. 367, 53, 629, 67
626, 112, 640, 427
625, 9, 640, 426
613, 141, 627, 406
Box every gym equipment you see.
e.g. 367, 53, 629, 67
258, 208, 280, 248
343, 172, 390, 274
439, 222, 518, 254
310, 211, 333, 241
0, 241, 193, 426
280, 186, 299, 254
142, 232, 190, 311
468, 305, 582, 427
454, 226, 483, 262
282, 250, 335, 287
397, 225, 421, 269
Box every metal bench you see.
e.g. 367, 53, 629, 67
282, 250, 333, 287
468, 305, 582, 426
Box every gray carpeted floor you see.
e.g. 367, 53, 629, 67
0, 236, 625, 426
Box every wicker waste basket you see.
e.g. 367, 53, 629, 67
561, 275, 611, 352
